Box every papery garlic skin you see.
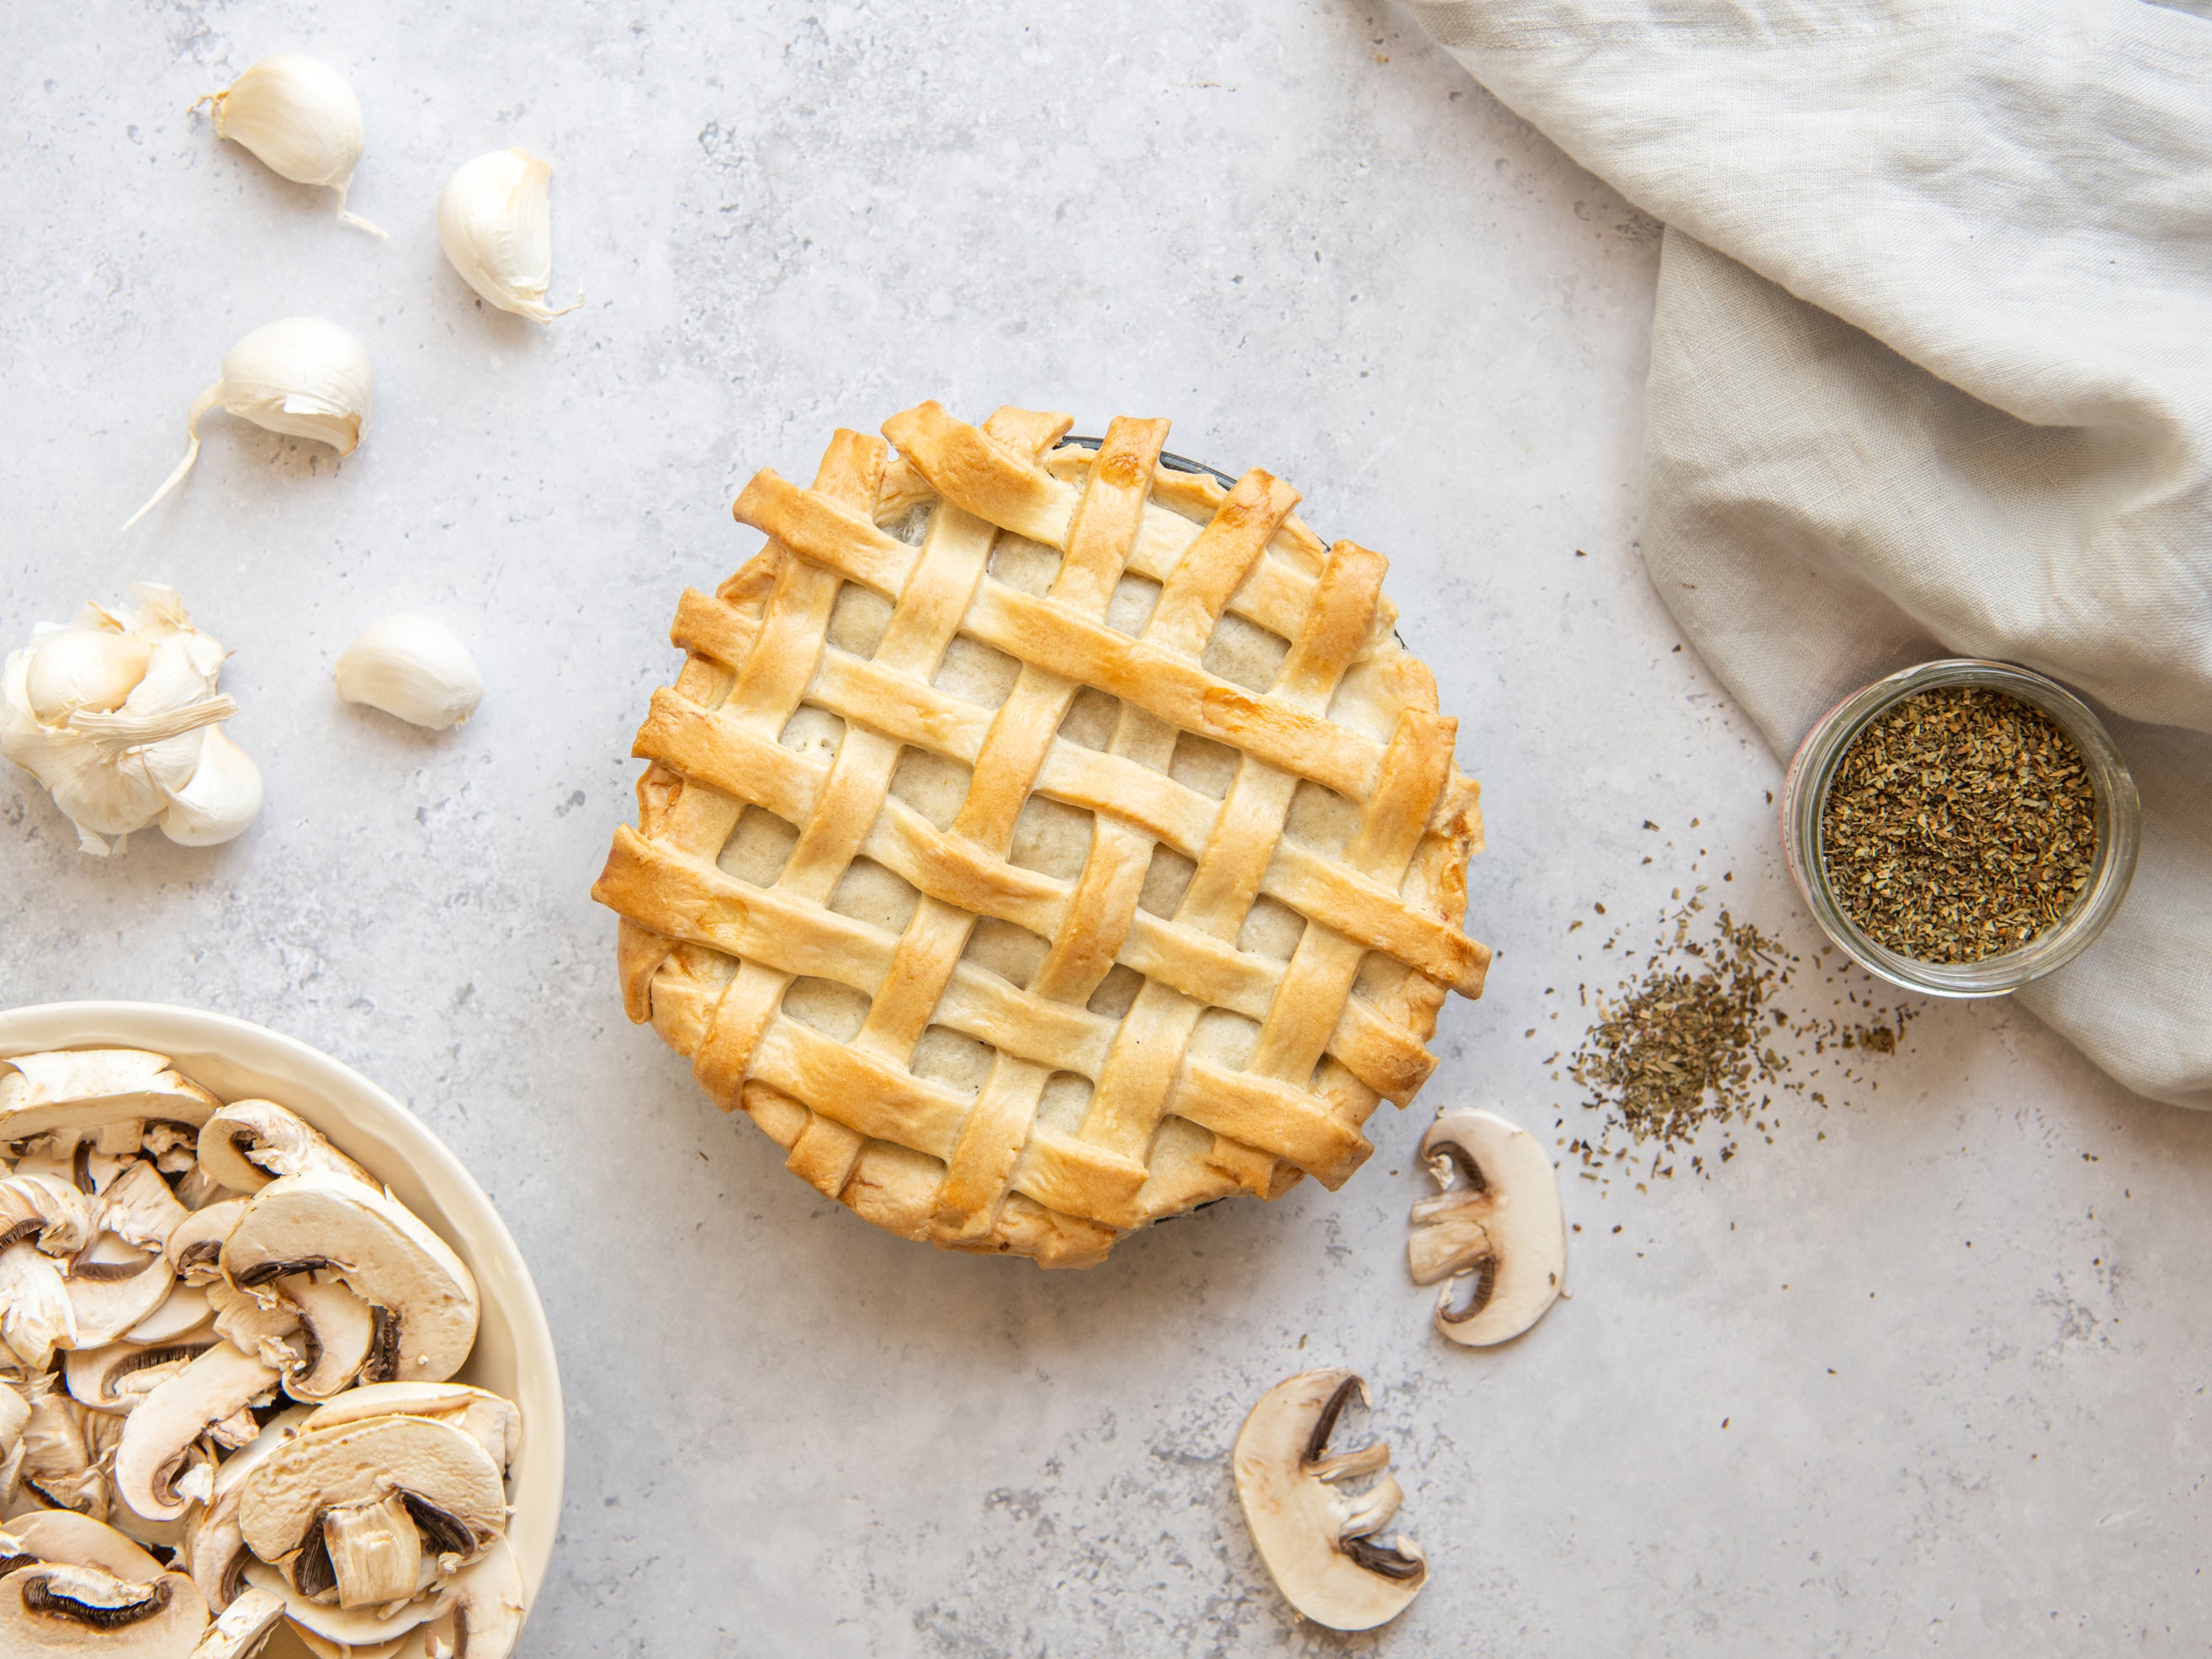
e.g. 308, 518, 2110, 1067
336, 614, 484, 730
199, 55, 385, 237
124, 317, 373, 531
0, 586, 261, 855
438, 149, 581, 324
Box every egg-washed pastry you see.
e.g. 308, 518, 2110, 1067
592, 404, 1488, 1267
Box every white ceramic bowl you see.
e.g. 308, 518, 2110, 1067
0, 1001, 564, 1652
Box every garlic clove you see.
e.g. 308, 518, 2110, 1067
198, 55, 386, 237
158, 726, 263, 847
438, 149, 581, 325
124, 318, 373, 531
335, 614, 484, 730
24, 628, 151, 724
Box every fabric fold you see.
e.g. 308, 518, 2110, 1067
1411, 0, 2212, 1107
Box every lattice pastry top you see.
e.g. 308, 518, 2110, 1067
592, 404, 1489, 1268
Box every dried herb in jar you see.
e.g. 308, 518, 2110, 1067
1821, 686, 2097, 962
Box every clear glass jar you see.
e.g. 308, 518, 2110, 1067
1780, 658, 2140, 997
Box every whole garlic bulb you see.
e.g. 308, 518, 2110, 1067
197, 55, 385, 236
124, 317, 373, 530
335, 615, 483, 730
0, 586, 263, 856
438, 149, 581, 324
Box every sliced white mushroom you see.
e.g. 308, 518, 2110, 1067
288, 1624, 415, 1659
431, 1536, 526, 1659
0, 1380, 29, 1455
3, 1509, 167, 1579
113, 1344, 282, 1522
0, 1050, 220, 1146
166, 1204, 247, 1287
94, 1163, 192, 1255
65, 1235, 177, 1350
1232, 1370, 1427, 1631
239, 1556, 449, 1651
0, 1174, 94, 1257
0, 1243, 76, 1371
239, 1414, 504, 1608
65, 1332, 222, 1415
277, 1275, 374, 1403
1408, 1110, 1567, 1348
301, 1383, 519, 1479
19, 1391, 119, 1519
196, 1105, 373, 1196
221, 1174, 478, 1386
205, 1280, 302, 1376
0, 1560, 209, 1656
183, 1412, 309, 1615
183, 1584, 283, 1659
126, 1285, 213, 1347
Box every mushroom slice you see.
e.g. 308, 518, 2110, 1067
239, 1415, 504, 1606
0, 1050, 220, 1146
302, 1383, 521, 1479
113, 1344, 282, 1523
205, 1280, 304, 1375
66, 1236, 177, 1350
277, 1275, 374, 1404
127, 1285, 214, 1347
221, 1174, 479, 1386
167, 1204, 247, 1287
95, 1163, 192, 1255
19, 1391, 119, 1519
1408, 1110, 1567, 1348
66, 1335, 221, 1415
0, 1174, 94, 1257
0, 1378, 29, 1452
430, 1536, 527, 1659
5, 1509, 167, 1579
289, 1628, 414, 1659
0, 1243, 77, 1372
184, 1413, 310, 1615
0, 1561, 208, 1656
197, 1105, 374, 1196
183, 1584, 283, 1659
1232, 1370, 1427, 1631
240, 1556, 450, 1651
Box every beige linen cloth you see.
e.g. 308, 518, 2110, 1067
1410, 0, 2212, 1110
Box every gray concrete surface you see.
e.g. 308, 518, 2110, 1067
3, 2, 2209, 1652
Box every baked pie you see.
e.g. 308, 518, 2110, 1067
592, 404, 1489, 1267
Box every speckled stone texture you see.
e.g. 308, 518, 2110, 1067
3, 3, 2209, 1654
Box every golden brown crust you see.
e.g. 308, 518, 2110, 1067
592, 404, 1488, 1266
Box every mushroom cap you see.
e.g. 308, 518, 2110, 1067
0, 1561, 208, 1657
220, 1174, 478, 1386
165, 1203, 247, 1288
1411, 1110, 1567, 1348
196, 1104, 372, 1197
303, 1381, 521, 1478
1232, 1370, 1426, 1632
236, 1414, 505, 1575
3, 1511, 166, 1580
0, 1051, 220, 1145
112, 1343, 280, 1523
